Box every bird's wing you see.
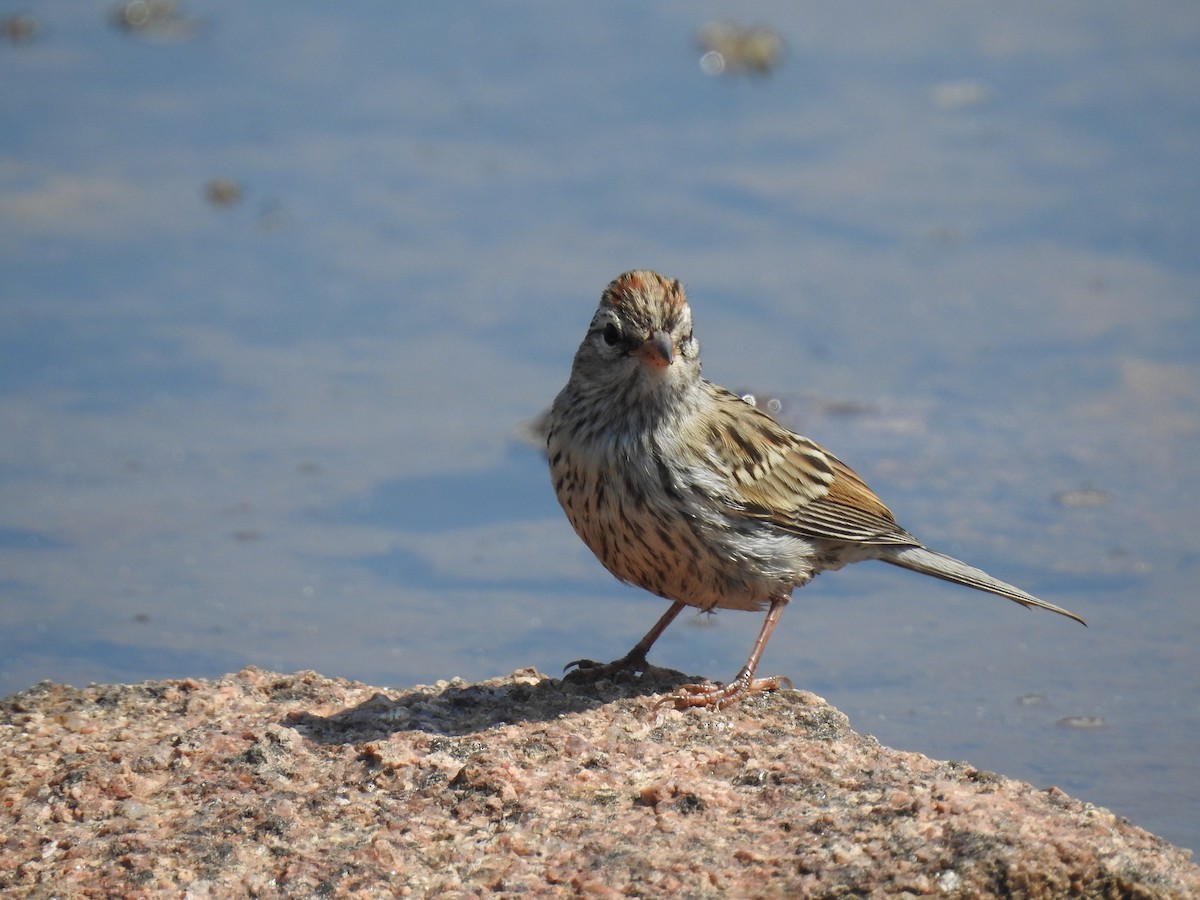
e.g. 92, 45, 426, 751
694, 387, 917, 546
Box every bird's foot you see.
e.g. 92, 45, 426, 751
561, 648, 686, 681
559, 652, 648, 681
657, 672, 792, 711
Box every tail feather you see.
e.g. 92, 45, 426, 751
883, 545, 1086, 625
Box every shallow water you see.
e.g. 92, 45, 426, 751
3, 3, 1198, 852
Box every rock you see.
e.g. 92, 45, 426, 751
1, 667, 1195, 897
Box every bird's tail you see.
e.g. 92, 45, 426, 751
883, 545, 1086, 625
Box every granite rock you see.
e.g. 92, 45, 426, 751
1, 667, 1195, 897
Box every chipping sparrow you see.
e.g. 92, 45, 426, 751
547, 271, 1084, 709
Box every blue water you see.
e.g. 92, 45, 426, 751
2, 3, 1197, 853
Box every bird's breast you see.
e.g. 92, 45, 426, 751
548, 431, 812, 612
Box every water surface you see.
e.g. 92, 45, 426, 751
2, 2, 1197, 852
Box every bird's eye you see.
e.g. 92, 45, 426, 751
602, 323, 621, 346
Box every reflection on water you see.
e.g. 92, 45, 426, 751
1, 3, 1197, 852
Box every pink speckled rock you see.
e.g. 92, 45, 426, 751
1, 667, 1196, 897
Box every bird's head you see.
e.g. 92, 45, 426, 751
569, 271, 702, 402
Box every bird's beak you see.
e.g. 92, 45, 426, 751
635, 330, 675, 369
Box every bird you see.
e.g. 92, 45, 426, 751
545, 270, 1085, 710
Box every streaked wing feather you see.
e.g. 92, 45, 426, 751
702, 387, 916, 546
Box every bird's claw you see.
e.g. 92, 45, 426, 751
563, 651, 650, 680
655, 674, 792, 711
562, 658, 598, 673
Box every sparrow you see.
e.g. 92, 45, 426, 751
547, 270, 1084, 709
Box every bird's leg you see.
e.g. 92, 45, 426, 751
565, 600, 687, 678
659, 597, 792, 710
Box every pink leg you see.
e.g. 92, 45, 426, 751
660, 597, 791, 710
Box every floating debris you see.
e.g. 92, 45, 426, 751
2, 13, 39, 44
204, 178, 243, 209
1057, 715, 1108, 730
112, 0, 201, 40
698, 21, 784, 76
1054, 487, 1114, 508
